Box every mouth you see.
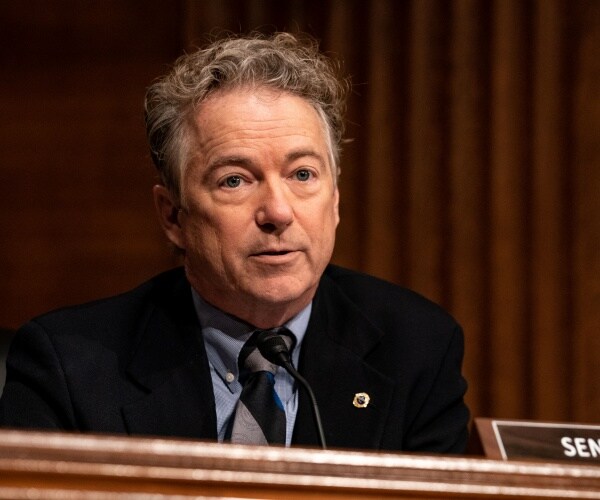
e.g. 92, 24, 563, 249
249, 248, 300, 263
255, 250, 293, 256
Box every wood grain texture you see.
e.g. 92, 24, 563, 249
0, 429, 599, 499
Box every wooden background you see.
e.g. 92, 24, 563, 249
1, 1, 598, 425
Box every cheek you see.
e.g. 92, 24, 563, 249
323, 196, 340, 227
181, 210, 244, 263
306, 200, 338, 250
180, 214, 218, 258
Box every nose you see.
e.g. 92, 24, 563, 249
255, 180, 294, 233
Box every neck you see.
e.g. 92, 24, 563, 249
190, 287, 313, 330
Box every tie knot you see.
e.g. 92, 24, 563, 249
239, 328, 294, 376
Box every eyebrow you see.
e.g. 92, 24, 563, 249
206, 156, 254, 171
206, 148, 326, 173
285, 148, 326, 166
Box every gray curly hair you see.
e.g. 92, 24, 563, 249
144, 32, 349, 204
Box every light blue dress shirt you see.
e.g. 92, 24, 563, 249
191, 290, 310, 446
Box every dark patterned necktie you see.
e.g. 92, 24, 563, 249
228, 329, 292, 445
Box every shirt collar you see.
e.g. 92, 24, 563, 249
191, 288, 311, 390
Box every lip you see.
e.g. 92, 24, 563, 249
249, 249, 301, 264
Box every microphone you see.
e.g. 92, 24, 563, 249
256, 330, 327, 449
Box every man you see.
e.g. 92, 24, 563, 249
0, 33, 469, 453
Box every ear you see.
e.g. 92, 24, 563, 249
152, 185, 185, 250
333, 186, 340, 227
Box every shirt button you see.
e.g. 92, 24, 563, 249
225, 372, 235, 383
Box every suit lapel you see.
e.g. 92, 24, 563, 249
122, 271, 218, 440
292, 275, 395, 450
118, 268, 395, 447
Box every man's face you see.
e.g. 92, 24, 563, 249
158, 87, 339, 327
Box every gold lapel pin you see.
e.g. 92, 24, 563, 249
353, 392, 370, 408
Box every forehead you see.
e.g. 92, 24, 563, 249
191, 87, 328, 144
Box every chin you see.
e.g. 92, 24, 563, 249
246, 279, 315, 307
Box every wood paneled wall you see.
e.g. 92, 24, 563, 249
1, 1, 598, 424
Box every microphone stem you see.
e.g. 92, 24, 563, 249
283, 361, 327, 450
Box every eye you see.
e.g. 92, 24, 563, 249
294, 169, 313, 182
222, 175, 243, 188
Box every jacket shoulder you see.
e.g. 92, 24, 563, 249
323, 265, 458, 330
25, 267, 187, 342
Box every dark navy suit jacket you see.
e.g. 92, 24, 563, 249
0, 265, 469, 453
